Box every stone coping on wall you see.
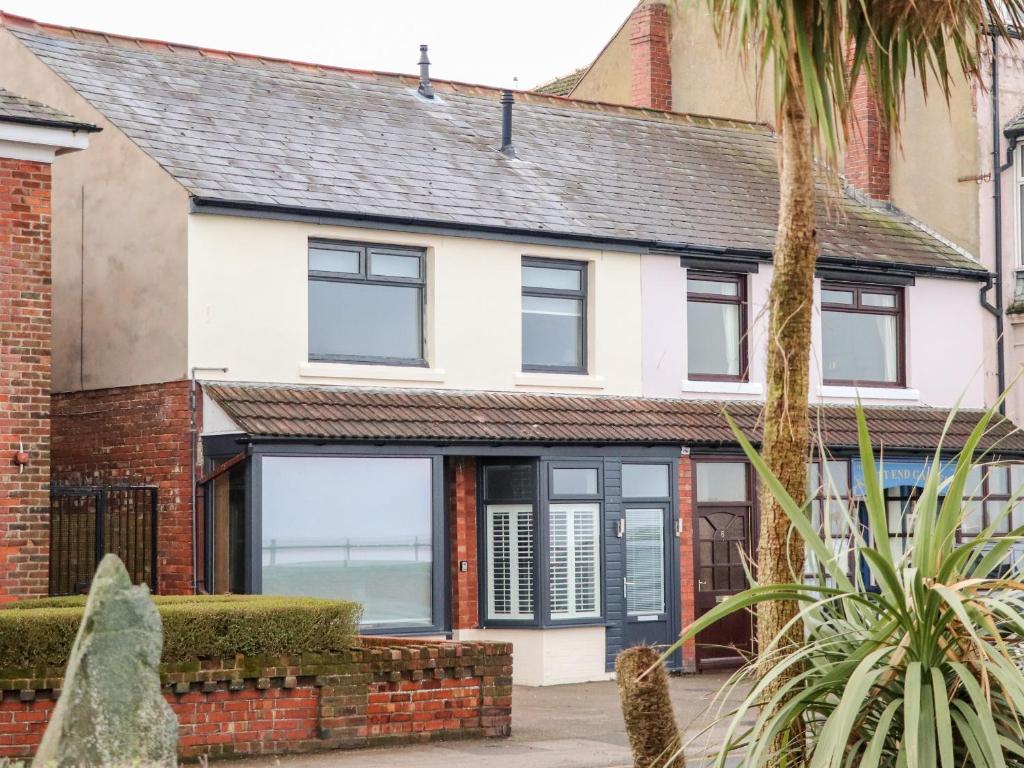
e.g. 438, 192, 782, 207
0, 637, 513, 760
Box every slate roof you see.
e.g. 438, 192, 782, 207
0, 87, 97, 131
203, 383, 1024, 454
2, 14, 983, 275
534, 68, 587, 96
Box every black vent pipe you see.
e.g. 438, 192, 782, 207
500, 90, 514, 156
418, 45, 434, 99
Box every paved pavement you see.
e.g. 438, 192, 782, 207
238, 672, 739, 768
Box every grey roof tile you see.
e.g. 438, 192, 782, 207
7, 23, 981, 273
0, 86, 97, 131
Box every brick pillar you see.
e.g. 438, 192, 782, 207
450, 457, 479, 629
678, 456, 697, 671
845, 60, 890, 201
629, 1, 672, 111
0, 159, 53, 602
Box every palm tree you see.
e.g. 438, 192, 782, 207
700, 0, 1024, 758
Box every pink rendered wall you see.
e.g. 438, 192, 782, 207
640, 254, 985, 408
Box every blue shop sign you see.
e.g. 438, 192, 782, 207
850, 458, 956, 496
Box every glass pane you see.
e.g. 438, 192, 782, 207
989, 465, 1010, 496
483, 463, 535, 502
1011, 465, 1024, 497
687, 300, 741, 377
822, 288, 854, 304
966, 466, 983, 498
551, 467, 598, 496
522, 295, 583, 369
522, 264, 582, 291
261, 456, 433, 626
962, 500, 983, 536
309, 246, 359, 274
696, 462, 747, 502
807, 463, 820, 497
370, 251, 421, 279
622, 464, 670, 499
486, 504, 534, 620
309, 280, 422, 361
823, 461, 849, 497
549, 503, 601, 619
626, 508, 665, 615
822, 310, 898, 383
862, 292, 896, 309
987, 500, 1012, 534
687, 277, 738, 297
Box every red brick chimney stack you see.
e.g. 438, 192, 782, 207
629, 1, 672, 111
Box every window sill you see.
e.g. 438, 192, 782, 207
817, 385, 920, 401
513, 372, 606, 390
681, 379, 763, 396
299, 361, 446, 383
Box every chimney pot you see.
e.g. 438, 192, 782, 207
418, 44, 434, 99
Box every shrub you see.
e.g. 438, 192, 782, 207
0, 594, 362, 670
670, 403, 1024, 767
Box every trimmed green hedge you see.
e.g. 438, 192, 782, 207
0, 595, 362, 671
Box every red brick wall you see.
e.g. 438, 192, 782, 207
0, 638, 513, 760
50, 381, 195, 595
629, 2, 672, 111
450, 457, 479, 629
0, 158, 53, 602
845, 61, 890, 200
678, 456, 696, 671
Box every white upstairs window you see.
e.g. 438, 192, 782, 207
486, 504, 535, 620
549, 503, 601, 619
1017, 151, 1024, 266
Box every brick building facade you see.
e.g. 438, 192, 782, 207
0, 90, 93, 602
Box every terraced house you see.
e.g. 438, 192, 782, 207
3, 10, 1024, 686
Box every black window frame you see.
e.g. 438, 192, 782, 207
521, 257, 588, 374
308, 239, 427, 367
477, 458, 606, 628
685, 271, 749, 382
821, 281, 905, 387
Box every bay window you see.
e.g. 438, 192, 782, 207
821, 282, 903, 386
259, 455, 440, 630
481, 460, 603, 625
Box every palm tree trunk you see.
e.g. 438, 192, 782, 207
757, 77, 816, 762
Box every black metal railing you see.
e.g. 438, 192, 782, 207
49, 485, 158, 596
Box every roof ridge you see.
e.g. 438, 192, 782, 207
0, 9, 771, 134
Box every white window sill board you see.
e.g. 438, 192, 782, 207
817, 385, 920, 401
299, 362, 446, 384
513, 372, 606, 390
681, 380, 764, 396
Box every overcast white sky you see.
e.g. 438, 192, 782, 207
5, 0, 636, 89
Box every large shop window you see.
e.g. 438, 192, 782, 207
260, 456, 436, 629
821, 283, 903, 386
521, 258, 587, 373
308, 240, 426, 365
805, 459, 856, 582
686, 272, 746, 380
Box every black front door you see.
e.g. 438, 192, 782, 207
623, 504, 675, 651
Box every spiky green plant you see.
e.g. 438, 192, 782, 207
671, 403, 1024, 767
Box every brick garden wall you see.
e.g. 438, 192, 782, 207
50, 381, 195, 595
0, 158, 53, 603
0, 637, 513, 760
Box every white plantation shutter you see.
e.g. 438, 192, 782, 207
486, 504, 534, 619
549, 503, 601, 619
625, 508, 664, 615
